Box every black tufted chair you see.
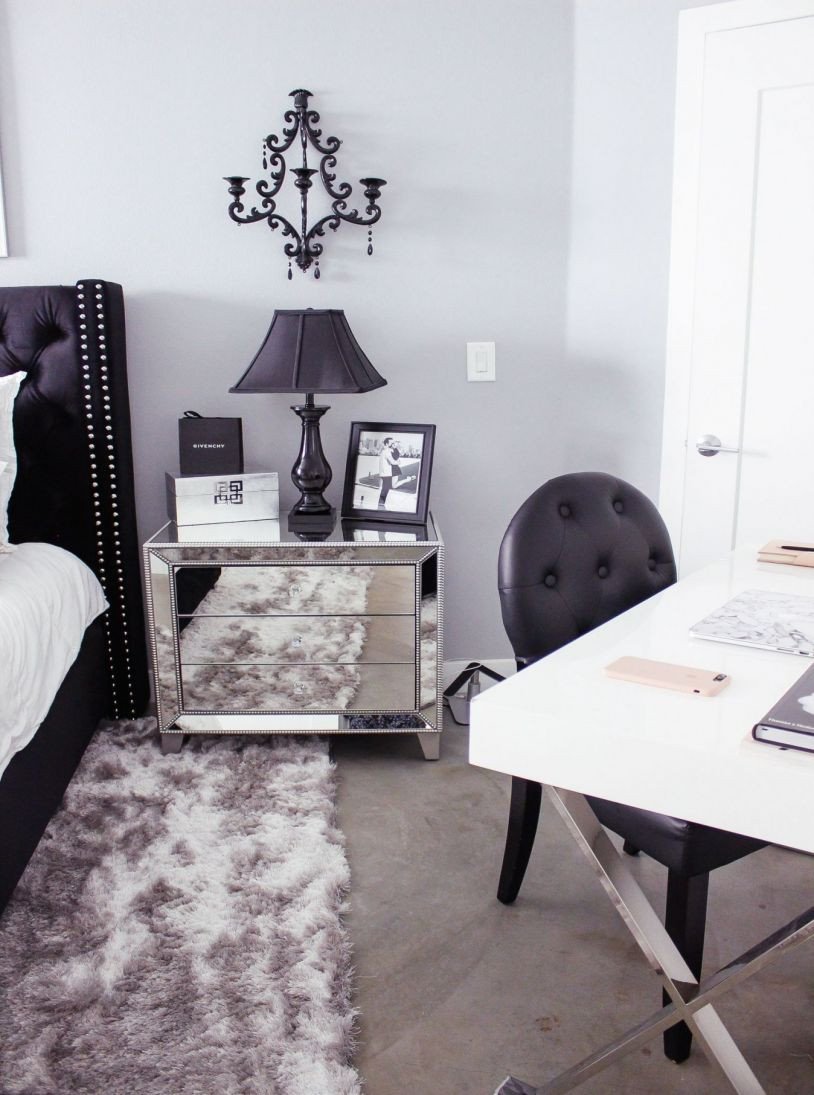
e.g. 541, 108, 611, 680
495, 472, 765, 1064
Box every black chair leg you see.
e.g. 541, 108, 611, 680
497, 777, 542, 905
662, 870, 710, 1063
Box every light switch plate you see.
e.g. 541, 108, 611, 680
466, 341, 495, 382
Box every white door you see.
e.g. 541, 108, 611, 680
659, 0, 814, 574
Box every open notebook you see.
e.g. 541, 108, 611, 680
690, 589, 814, 657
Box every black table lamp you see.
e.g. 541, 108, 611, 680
230, 309, 386, 529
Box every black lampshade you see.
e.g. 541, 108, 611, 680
229, 308, 385, 531
229, 309, 387, 394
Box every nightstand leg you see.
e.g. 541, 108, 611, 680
417, 732, 440, 760
160, 732, 185, 755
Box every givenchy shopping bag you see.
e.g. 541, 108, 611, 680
178, 410, 244, 476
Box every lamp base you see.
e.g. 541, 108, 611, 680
288, 507, 336, 537
290, 396, 334, 521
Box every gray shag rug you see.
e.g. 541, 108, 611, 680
0, 719, 361, 1095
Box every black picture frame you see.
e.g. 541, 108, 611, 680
341, 422, 436, 524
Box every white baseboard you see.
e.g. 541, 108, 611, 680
442, 658, 515, 691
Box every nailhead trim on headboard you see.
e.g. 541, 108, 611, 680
77, 281, 138, 718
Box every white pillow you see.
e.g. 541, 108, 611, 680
0, 372, 25, 552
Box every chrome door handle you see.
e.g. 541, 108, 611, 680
695, 433, 740, 457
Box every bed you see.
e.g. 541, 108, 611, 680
0, 279, 148, 913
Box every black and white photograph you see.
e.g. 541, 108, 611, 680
341, 422, 435, 523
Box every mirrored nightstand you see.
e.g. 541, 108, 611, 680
143, 515, 444, 759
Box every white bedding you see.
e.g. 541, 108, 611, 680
0, 542, 108, 778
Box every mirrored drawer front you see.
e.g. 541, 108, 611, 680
175, 563, 415, 616
179, 615, 415, 665
180, 662, 416, 712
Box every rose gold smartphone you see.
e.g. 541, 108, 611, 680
604, 656, 730, 696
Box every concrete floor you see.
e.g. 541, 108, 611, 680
333, 710, 814, 1095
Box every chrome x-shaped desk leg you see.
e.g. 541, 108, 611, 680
493, 787, 814, 1095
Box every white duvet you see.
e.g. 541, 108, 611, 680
0, 542, 108, 777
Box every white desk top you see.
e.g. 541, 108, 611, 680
469, 549, 814, 854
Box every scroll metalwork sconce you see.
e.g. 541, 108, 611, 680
224, 89, 386, 280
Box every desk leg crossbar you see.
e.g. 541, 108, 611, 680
494, 788, 814, 1095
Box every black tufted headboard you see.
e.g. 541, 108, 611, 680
0, 280, 148, 718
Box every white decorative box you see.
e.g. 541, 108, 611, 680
166, 471, 280, 526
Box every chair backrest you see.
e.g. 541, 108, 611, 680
498, 472, 676, 667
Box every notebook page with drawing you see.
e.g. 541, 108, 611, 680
690, 589, 814, 657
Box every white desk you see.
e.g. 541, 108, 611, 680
470, 549, 814, 1093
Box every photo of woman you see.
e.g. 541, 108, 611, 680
377, 437, 399, 508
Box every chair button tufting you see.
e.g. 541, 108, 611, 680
613, 500, 624, 513
558, 503, 571, 518
544, 573, 557, 588
597, 565, 609, 579
648, 557, 657, 571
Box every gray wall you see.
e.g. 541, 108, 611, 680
0, 0, 718, 660
564, 0, 722, 496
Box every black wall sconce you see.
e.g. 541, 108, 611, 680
224, 89, 386, 280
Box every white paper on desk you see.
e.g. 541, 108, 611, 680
690, 589, 814, 657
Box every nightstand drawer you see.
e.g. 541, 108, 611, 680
180, 662, 416, 711
179, 614, 415, 664
175, 563, 415, 616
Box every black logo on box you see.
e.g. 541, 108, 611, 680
214, 480, 244, 505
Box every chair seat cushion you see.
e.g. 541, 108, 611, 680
587, 795, 766, 877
